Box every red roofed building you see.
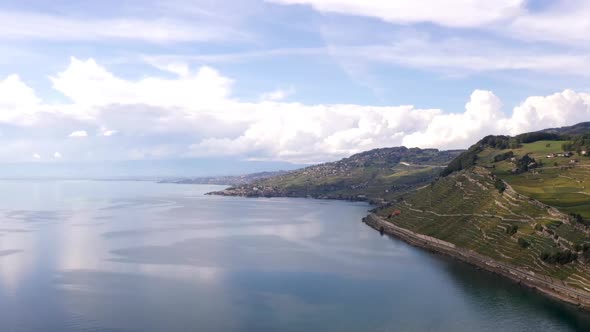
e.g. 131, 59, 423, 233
388, 210, 402, 218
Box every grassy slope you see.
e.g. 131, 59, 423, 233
256, 164, 440, 201
378, 166, 590, 289
484, 141, 590, 218
378, 135, 590, 290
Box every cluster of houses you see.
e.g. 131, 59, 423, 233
546, 151, 587, 164
546, 152, 574, 158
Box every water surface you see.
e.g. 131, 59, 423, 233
0, 180, 589, 331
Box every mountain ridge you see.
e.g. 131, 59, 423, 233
208, 146, 463, 203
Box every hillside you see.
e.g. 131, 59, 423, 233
377, 123, 590, 296
538, 121, 590, 136
209, 147, 463, 203
440, 129, 590, 219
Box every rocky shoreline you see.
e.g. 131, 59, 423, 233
363, 213, 590, 312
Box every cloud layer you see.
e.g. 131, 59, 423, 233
268, 0, 525, 27
1, 57, 589, 163
0, 10, 242, 43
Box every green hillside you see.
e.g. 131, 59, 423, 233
443, 129, 590, 219
209, 147, 463, 203
378, 123, 590, 289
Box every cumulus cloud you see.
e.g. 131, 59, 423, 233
0, 74, 42, 124
0, 57, 589, 164
53, 152, 62, 159
51, 57, 232, 107
402, 90, 506, 149
509, 90, 590, 134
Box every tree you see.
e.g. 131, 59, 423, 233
494, 178, 506, 194
540, 250, 578, 264
518, 238, 530, 248
506, 225, 518, 236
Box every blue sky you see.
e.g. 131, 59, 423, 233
1, 0, 590, 175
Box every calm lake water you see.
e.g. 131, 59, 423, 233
0, 180, 590, 331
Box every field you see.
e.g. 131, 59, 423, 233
483, 141, 590, 218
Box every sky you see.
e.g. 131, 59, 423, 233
2, 0, 590, 176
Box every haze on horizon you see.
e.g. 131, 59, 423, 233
2, 0, 590, 176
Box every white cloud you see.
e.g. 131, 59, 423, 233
51, 57, 232, 107
508, 89, 590, 134
402, 90, 507, 149
0, 58, 590, 164
266, 0, 590, 47
148, 37, 590, 77
0, 11, 242, 43
260, 87, 295, 101
32, 153, 41, 160
267, 0, 525, 28
0, 74, 40, 108
347, 38, 590, 76
403, 89, 590, 149
502, 1, 590, 46
99, 128, 117, 137
69, 130, 88, 138
266, 0, 590, 56
53, 152, 62, 159
0, 74, 42, 124
143, 57, 192, 77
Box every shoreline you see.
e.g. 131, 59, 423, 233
207, 191, 385, 205
363, 213, 590, 312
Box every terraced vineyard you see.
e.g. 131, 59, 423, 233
378, 166, 590, 291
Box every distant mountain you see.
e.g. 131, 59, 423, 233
0, 158, 303, 179
159, 171, 289, 186
538, 121, 590, 135
209, 147, 463, 203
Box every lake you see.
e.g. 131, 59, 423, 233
0, 180, 589, 331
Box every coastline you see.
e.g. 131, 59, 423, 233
207, 190, 386, 205
363, 213, 590, 312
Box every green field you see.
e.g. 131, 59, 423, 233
484, 141, 590, 218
